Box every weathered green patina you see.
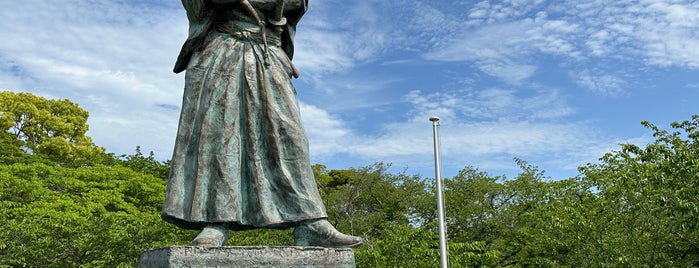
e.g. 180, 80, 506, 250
162, 0, 361, 248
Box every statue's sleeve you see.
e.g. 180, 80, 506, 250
182, 0, 209, 23
174, 0, 214, 73
281, 0, 308, 60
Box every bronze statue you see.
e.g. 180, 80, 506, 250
162, 0, 361, 248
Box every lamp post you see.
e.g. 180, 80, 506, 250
430, 116, 448, 268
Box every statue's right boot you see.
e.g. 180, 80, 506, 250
293, 219, 362, 248
192, 224, 229, 246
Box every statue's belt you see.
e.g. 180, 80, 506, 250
216, 22, 282, 47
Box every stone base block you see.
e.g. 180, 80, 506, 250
139, 246, 356, 268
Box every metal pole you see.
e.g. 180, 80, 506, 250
430, 116, 448, 268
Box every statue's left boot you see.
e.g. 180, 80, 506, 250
192, 224, 229, 246
293, 219, 362, 248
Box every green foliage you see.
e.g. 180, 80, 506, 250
577, 115, 699, 266
440, 162, 566, 267
0, 91, 113, 167
117, 146, 171, 180
356, 223, 501, 267
314, 163, 508, 267
0, 163, 192, 267
313, 163, 428, 238
3, 91, 698, 267
356, 224, 440, 267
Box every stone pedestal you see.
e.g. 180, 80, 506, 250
139, 246, 356, 268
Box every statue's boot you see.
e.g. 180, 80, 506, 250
293, 219, 362, 248
192, 224, 229, 246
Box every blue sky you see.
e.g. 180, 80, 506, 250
1, 0, 698, 180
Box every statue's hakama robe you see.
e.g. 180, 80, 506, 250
162, 0, 326, 230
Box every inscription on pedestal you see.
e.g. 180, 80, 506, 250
139, 246, 356, 268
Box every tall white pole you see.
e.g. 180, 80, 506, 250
430, 116, 449, 268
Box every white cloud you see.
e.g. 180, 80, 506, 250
641, 1, 699, 67
294, 0, 403, 77
341, 110, 604, 179
468, 0, 547, 24
1, 0, 695, 181
294, 31, 356, 75
299, 0, 696, 98
566, 0, 699, 67
304, 87, 597, 177
573, 70, 626, 97
403, 87, 572, 122
0, 1, 186, 156
420, 11, 583, 84
423, 21, 539, 83
300, 103, 353, 158
415, 0, 699, 89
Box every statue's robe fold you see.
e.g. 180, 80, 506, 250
162, 0, 325, 230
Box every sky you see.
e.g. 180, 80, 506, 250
1, 0, 698, 180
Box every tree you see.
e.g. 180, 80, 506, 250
313, 163, 429, 238
578, 115, 699, 266
5, 90, 696, 267
0, 163, 193, 267
442, 161, 564, 267
0, 91, 112, 167
117, 146, 170, 180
